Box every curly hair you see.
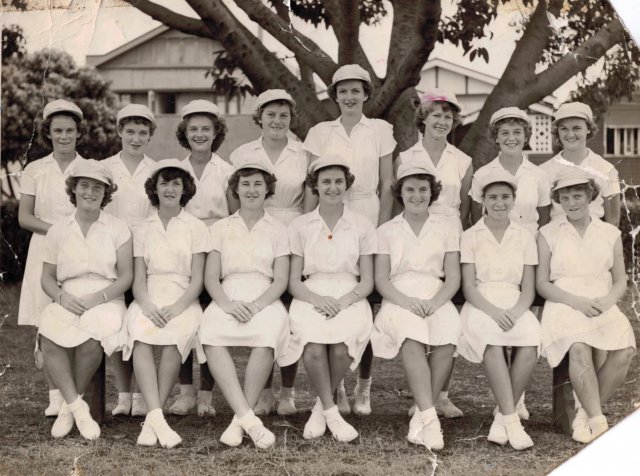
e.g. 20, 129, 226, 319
305, 165, 356, 196
117, 116, 157, 136
252, 99, 297, 128
144, 167, 197, 208
489, 117, 532, 143
550, 117, 598, 145
175, 113, 227, 152
551, 179, 600, 204
414, 101, 461, 134
480, 181, 517, 200
39, 111, 86, 148
390, 174, 442, 206
327, 79, 373, 103
65, 176, 117, 209
228, 168, 277, 200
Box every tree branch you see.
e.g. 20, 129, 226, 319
122, 0, 211, 38
387, 0, 420, 75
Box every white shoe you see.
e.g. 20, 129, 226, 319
51, 402, 74, 438
197, 400, 216, 417
352, 380, 371, 416
503, 413, 533, 450
131, 393, 148, 417
588, 415, 608, 440
408, 403, 417, 417
303, 398, 326, 439
516, 394, 529, 421
571, 408, 592, 444
277, 389, 297, 416
253, 389, 275, 416
420, 411, 444, 451
406, 410, 423, 445
69, 398, 100, 441
238, 411, 275, 449
112, 393, 132, 416
220, 416, 244, 447
136, 420, 158, 446
435, 397, 463, 419
336, 381, 351, 415
168, 393, 196, 416
324, 406, 358, 443
45, 390, 63, 417
487, 413, 508, 446
148, 409, 182, 449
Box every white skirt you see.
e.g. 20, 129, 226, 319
198, 273, 289, 364
18, 233, 52, 326
457, 282, 541, 364
371, 272, 461, 359
121, 274, 202, 363
542, 277, 636, 368
280, 273, 373, 371
38, 275, 125, 352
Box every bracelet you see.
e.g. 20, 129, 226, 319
102, 292, 108, 303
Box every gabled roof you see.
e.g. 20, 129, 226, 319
422, 57, 500, 87
86, 25, 170, 68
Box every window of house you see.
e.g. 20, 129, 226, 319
155, 92, 177, 114
605, 126, 640, 156
529, 114, 553, 153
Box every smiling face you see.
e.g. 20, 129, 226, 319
556, 117, 589, 152
156, 173, 184, 209
74, 177, 106, 212
423, 103, 454, 140
495, 121, 526, 155
260, 102, 291, 140
48, 115, 79, 155
316, 166, 347, 206
401, 176, 432, 215
557, 186, 590, 221
119, 121, 151, 157
237, 171, 268, 210
335, 80, 368, 115
482, 183, 515, 221
185, 114, 216, 152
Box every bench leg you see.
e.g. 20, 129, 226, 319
552, 354, 574, 435
84, 354, 106, 424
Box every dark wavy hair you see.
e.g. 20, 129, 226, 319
252, 99, 297, 128
65, 176, 117, 209
413, 101, 461, 135
228, 168, 277, 200
551, 179, 600, 204
489, 117, 532, 143
144, 167, 197, 208
39, 111, 86, 148
305, 165, 356, 195
327, 79, 373, 103
391, 174, 442, 205
175, 113, 227, 152
117, 116, 156, 136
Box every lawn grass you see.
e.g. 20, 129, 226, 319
0, 282, 638, 475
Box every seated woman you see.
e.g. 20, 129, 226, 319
458, 170, 540, 450
39, 159, 133, 440
121, 159, 209, 448
199, 155, 290, 450
371, 160, 460, 451
537, 169, 635, 443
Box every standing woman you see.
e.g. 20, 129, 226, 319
371, 160, 461, 451
104, 103, 157, 417
171, 100, 234, 417
540, 102, 621, 226
457, 171, 540, 450
537, 170, 635, 444
281, 155, 376, 442
199, 156, 290, 449
121, 159, 209, 448
18, 99, 86, 416
303, 64, 396, 414
39, 159, 133, 440
229, 90, 310, 416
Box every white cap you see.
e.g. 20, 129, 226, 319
117, 104, 155, 125
419, 89, 462, 112
254, 89, 295, 112
552, 102, 593, 126
331, 64, 371, 87
180, 100, 221, 119
551, 168, 591, 191
150, 158, 192, 177
490, 107, 531, 126
233, 154, 275, 174
68, 159, 113, 185
43, 99, 83, 120
477, 169, 518, 193
396, 159, 438, 181
309, 154, 350, 173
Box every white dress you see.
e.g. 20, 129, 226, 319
398, 141, 472, 232
198, 212, 290, 363
457, 219, 541, 364
371, 214, 461, 359
539, 217, 636, 367
303, 116, 397, 226
470, 157, 551, 236
230, 138, 308, 226
182, 155, 234, 226
38, 212, 130, 351
539, 150, 621, 221
122, 210, 210, 362
280, 208, 377, 370
18, 153, 84, 326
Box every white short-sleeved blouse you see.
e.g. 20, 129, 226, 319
230, 138, 308, 218
460, 218, 537, 286
539, 150, 621, 220
181, 155, 234, 225
288, 207, 376, 276
399, 141, 472, 219
209, 211, 289, 280
303, 115, 396, 194
470, 156, 551, 235
377, 213, 459, 279
104, 153, 155, 227
44, 211, 131, 282
133, 210, 210, 277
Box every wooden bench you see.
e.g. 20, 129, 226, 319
86, 290, 573, 433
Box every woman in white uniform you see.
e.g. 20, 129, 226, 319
230, 89, 310, 416
537, 169, 635, 444
371, 160, 460, 451
303, 64, 396, 415
458, 170, 540, 450
281, 154, 376, 443
199, 156, 290, 450
39, 159, 133, 440
104, 103, 157, 417
118, 159, 209, 448
171, 100, 234, 417
18, 99, 86, 417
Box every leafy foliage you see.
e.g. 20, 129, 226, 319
206, 50, 255, 100
285, 0, 387, 28
2, 24, 26, 64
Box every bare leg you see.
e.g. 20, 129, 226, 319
158, 346, 182, 408
243, 348, 275, 408
569, 343, 602, 418
483, 345, 516, 415
110, 351, 133, 393
204, 346, 251, 416
597, 347, 635, 403
72, 339, 104, 396
402, 339, 434, 411
133, 342, 161, 410
328, 344, 353, 394
44, 366, 57, 390
41, 337, 77, 403
427, 344, 455, 401
439, 357, 456, 393
509, 346, 537, 404
303, 344, 334, 409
